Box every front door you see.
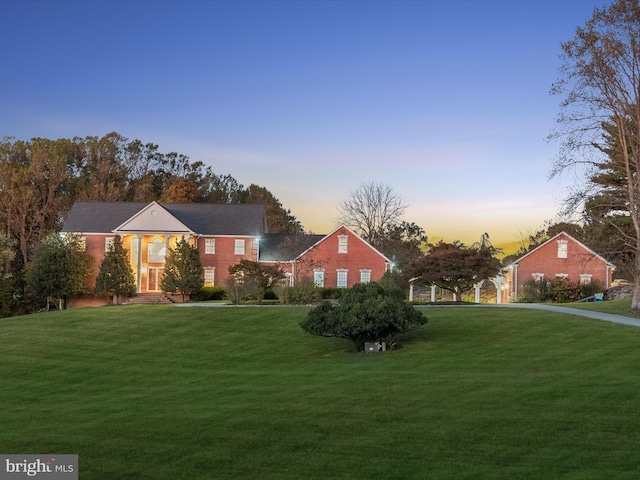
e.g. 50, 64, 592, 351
148, 267, 164, 292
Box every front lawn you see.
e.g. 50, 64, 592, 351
563, 297, 640, 317
1, 305, 640, 479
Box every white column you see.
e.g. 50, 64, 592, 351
136, 234, 143, 294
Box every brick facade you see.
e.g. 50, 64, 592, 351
503, 232, 615, 300
267, 226, 391, 288
62, 202, 391, 305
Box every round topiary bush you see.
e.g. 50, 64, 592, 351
300, 281, 427, 351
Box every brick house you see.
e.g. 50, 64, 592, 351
259, 225, 392, 288
61, 201, 391, 305
502, 231, 615, 301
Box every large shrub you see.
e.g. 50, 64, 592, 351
275, 278, 320, 305
300, 281, 427, 351
192, 286, 226, 301
227, 260, 284, 304
515, 278, 604, 303
320, 287, 343, 300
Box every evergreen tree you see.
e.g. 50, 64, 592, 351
550, 0, 640, 310
95, 236, 136, 304
160, 238, 204, 302
27, 233, 92, 310
301, 282, 427, 352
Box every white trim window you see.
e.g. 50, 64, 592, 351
234, 239, 245, 255
555, 273, 569, 279
337, 269, 348, 288
338, 235, 348, 254
579, 274, 592, 285
360, 269, 372, 284
557, 240, 568, 259
205, 238, 216, 255
204, 268, 215, 287
531, 273, 544, 282
314, 270, 325, 288
148, 238, 166, 263
105, 236, 114, 252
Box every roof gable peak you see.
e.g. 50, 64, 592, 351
511, 231, 614, 267
114, 201, 193, 234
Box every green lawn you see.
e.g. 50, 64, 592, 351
564, 297, 640, 317
2, 304, 640, 479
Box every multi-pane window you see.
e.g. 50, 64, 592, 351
337, 269, 348, 288
580, 274, 592, 285
338, 235, 348, 254
105, 237, 114, 252
234, 239, 245, 255
555, 273, 568, 279
314, 270, 325, 288
531, 273, 544, 282
148, 238, 166, 263
204, 268, 215, 287
130, 237, 139, 265
557, 240, 568, 259
360, 269, 372, 284
205, 238, 216, 254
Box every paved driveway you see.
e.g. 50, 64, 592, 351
479, 303, 640, 328
178, 301, 640, 328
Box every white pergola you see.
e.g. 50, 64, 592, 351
409, 275, 507, 304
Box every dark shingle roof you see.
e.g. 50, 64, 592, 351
259, 234, 325, 262
61, 202, 148, 234
61, 201, 267, 236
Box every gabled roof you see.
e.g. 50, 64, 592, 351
509, 231, 615, 268
114, 201, 193, 234
310, 225, 393, 264
259, 225, 392, 264
61, 201, 267, 236
259, 234, 325, 262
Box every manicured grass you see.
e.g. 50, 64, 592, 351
563, 297, 640, 317
2, 305, 640, 479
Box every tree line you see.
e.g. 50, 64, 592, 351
0, 132, 303, 271
0, 132, 303, 315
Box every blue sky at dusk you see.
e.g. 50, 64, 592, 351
0, 0, 609, 250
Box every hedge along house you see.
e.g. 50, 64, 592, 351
502, 231, 615, 301
61, 201, 267, 306
259, 225, 393, 288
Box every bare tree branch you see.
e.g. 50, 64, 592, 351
336, 182, 408, 250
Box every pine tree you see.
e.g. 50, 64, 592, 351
95, 236, 136, 305
160, 238, 204, 302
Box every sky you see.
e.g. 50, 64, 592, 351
0, 0, 611, 252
